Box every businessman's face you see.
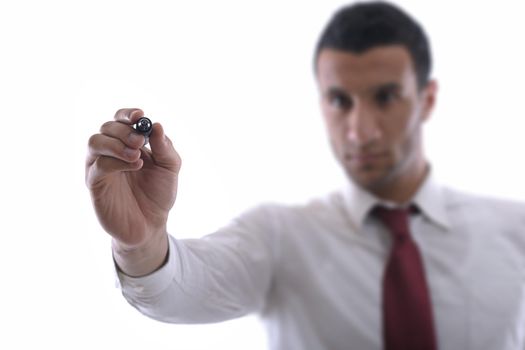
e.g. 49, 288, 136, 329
316, 46, 436, 200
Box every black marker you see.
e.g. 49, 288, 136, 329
133, 117, 153, 145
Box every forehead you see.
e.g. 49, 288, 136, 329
316, 46, 417, 91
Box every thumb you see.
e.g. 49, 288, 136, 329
149, 123, 181, 172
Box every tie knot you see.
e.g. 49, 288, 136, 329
373, 206, 413, 239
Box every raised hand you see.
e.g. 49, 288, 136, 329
86, 108, 181, 276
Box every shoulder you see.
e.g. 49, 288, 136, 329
236, 190, 347, 227
442, 186, 525, 222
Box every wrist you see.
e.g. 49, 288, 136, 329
112, 230, 169, 277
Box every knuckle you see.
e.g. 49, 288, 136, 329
100, 121, 113, 133
114, 108, 127, 118
88, 134, 100, 149
114, 108, 142, 121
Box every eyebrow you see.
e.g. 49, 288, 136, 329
325, 86, 349, 97
371, 82, 402, 93
323, 83, 401, 98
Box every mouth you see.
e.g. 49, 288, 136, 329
346, 153, 387, 166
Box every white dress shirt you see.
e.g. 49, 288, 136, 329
117, 173, 525, 350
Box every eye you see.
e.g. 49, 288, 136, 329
375, 88, 398, 107
327, 91, 353, 111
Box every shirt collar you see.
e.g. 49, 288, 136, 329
412, 171, 451, 231
342, 170, 451, 232
342, 179, 380, 231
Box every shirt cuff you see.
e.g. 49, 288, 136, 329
114, 235, 180, 298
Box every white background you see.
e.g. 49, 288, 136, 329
1, 0, 524, 349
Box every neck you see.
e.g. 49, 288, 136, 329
372, 160, 429, 204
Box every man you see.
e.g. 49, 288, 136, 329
86, 2, 525, 349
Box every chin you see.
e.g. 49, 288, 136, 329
347, 167, 392, 192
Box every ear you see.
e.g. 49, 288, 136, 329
420, 79, 438, 122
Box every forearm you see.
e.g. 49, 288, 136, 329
118, 228, 275, 323
116, 206, 278, 323
112, 229, 169, 277
119, 236, 261, 324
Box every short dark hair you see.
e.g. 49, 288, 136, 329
314, 1, 432, 89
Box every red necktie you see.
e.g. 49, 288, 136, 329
374, 206, 437, 350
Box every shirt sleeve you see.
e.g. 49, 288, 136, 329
115, 205, 279, 324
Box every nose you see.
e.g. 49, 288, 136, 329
346, 103, 381, 146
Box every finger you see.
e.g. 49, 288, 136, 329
114, 108, 144, 125
86, 133, 142, 167
148, 123, 182, 172
86, 156, 143, 188
99, 121, 145, 149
